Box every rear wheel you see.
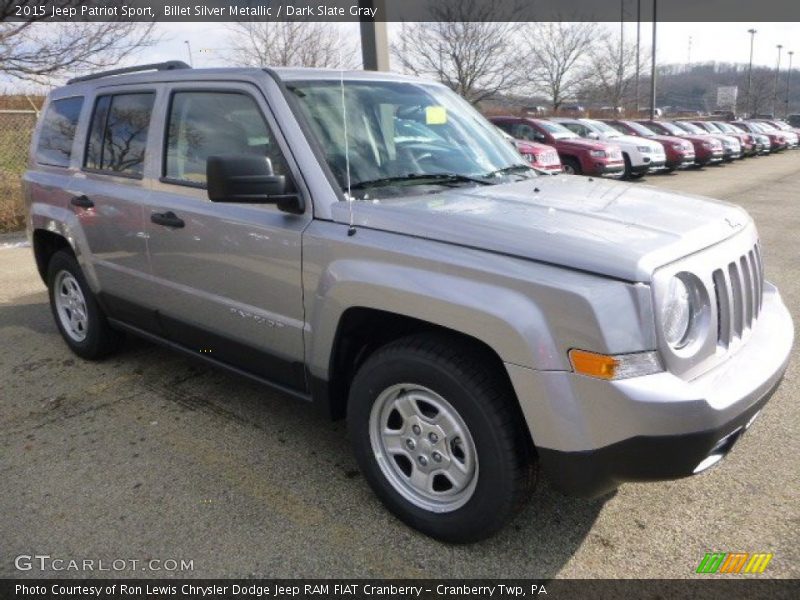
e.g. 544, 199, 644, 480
561, 157, 581, 175
47, 250, 123, 360
347, 334, 536, 543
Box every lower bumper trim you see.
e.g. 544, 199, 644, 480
538, 376, 782, 498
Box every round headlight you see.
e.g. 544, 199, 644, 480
662, 276, 692, 348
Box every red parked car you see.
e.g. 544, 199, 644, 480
731, 121, 788, 152
495, 127, 563, 173
513, 138, 563, 173
639, 120, 724, 166
691, 121, 755, 156
602, 119, 695, 171
490, 116, 624, 176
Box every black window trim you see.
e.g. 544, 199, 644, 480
35, 95, 85, 169
82, 90, 156, 180
159, 88, 297, 193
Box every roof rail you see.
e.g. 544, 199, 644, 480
66, 61, 191, 85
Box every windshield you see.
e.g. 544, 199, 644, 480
623, 121, 656, 136
702, 122, 722, 133
657, 121, 686, 136
675, 121, 705, 134
583, 119, 621, 137
287, 79, 532, 199
535, 120, 579, 139
756, 122, 777, 131
713, 122, 736, 134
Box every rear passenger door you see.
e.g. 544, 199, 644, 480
69, 87, 159, 328
143, 83, 312, 392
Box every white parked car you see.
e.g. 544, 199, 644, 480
552, 117, 667, 179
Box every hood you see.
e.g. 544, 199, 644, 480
331, 176, 751, 282
555, 138, 617, 153
609, 135, 664, 150
649, 134, 692, 150
513, 139, 554, 154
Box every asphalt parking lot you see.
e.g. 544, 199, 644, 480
1, 153, 798, 579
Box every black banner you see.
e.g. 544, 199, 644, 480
3, 0, 800, 23
2, 579, 799, 600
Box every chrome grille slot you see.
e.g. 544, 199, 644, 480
713, 243, 764, 349
740, 255, 753, 328
712, 269, 731, 348
728, 262, 744, 337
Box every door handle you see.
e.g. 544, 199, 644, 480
70, 195, 94, 209
150, 211, 185, 228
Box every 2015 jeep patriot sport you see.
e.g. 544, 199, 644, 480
24, 62, 793, 542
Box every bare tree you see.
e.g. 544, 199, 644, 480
522, 22, 598, 111
0, 1, 157, 84
582, 32, 650, 110
392, 0, 523, 105
226, 22, 358, 69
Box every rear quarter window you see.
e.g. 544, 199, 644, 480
35, 96, 84, 167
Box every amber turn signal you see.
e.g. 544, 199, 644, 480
569, 349, 619, 379
568, 349, 663, 380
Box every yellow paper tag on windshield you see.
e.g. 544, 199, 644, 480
425, 106, 447, 125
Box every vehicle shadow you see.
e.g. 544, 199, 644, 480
1, 296, 606, 578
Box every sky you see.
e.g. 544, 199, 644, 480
4, 21, 799, 93
134, 22, 800, 71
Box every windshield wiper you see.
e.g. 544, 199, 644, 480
350, 173, 492, 190
482, 164, 537, 178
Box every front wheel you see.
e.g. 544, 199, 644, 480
561, 157, 581, 175
347, 334, 536, 542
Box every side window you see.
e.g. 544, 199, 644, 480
85, 92, 155, 177
562, 123, 582, 136
164, 91, 293, 189
512, 124, 536, 141
36, 97, 84, 167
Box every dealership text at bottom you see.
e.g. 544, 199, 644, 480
15, 584, 549, 597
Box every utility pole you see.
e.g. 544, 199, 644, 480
773, 44, 783, 117
786, 51, 794, 117
619, 0, 624, 111
687, 36, 692, 64
635, 0, 641, 113
746, 29, 757, 117
359, 0, 390, 71
184, 40, 193, 67
649, 0, 657, 120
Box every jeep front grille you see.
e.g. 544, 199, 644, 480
712, 243, 764, 348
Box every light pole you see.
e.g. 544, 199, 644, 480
649, 0, 657, 120
773, 44, 783, 117
635, 0, 641, 113
746, 29, 756, 117
619, 0, 624, 111
184, 40, 194, 67
786, 51, 794, 117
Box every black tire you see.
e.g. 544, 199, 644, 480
47, 250, 123, 360
562, 156, 581, 175
347, 333, 536, 543
622, 154, 633, 179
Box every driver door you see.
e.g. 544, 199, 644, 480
143, 83, 312, 392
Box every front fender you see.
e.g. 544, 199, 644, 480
306, 259, 561, 379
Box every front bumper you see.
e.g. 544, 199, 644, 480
506, 283, 793, 498
594, 161, 625, 175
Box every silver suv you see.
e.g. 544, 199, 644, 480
23, 63, 793, 542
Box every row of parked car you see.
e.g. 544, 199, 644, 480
489, 115, 800, 179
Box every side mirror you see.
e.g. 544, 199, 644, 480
587, 132, 600, 140
206, 155, 303, 214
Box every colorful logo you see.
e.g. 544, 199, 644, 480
696, 552, 773, 574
